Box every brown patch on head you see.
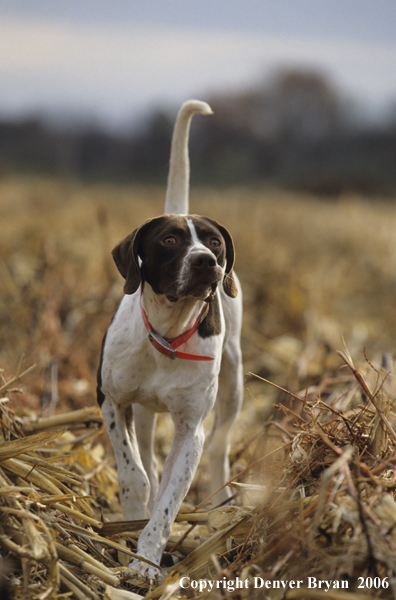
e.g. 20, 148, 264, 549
112, 214, 238, 300
111, 215, 192, 296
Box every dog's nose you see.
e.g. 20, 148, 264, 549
191, 253, 217, 269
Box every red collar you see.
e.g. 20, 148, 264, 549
140, 296, 214, 361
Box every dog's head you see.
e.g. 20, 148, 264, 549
112, 215, 238, 302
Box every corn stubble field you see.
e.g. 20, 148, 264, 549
2, 176, 396, 598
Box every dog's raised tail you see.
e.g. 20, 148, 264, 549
164, 100, 213, 215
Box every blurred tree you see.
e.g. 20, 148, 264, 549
0, 67, 395, 195
192, 69, 346, 185
265, 69, 342, 142
207, 69, 343, 143
190, 68, 396, 194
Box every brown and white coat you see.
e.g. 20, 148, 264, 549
97, 101, 243, 578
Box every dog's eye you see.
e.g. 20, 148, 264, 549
163, 236, 177, 245
210, 237, 221, 247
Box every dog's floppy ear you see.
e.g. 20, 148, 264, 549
112, 216, 167, 294
206, 218, 238, 298
111, 229, 142, 294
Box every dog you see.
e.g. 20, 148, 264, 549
97, 100, 243, 578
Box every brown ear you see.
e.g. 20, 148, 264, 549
206, 218, 238, 298
112, 216, 168, 295
111, 229, 141, 294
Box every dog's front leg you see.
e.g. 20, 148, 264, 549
129, 419, 205, 576
100, 396, 150, 520
133, 404, 159, 513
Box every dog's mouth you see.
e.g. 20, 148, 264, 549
205, 283, 218, 302
166, 281, 219, 303
188, 281, 218, 301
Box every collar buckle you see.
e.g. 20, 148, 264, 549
140, 286, 214, 361
148, 330, 176, 360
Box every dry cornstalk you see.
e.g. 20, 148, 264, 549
59, 562, 101, 600
337, 349, 396, 443
0, 361, 36, 394
0, 429, 66, 461
64, 539, 118, 576
55, 542, 120, 586
21, 406, 103, 433
52, 503, 102, 527
17, 453, 82, 484
1, 457, 63, 494
310, 446, 354, 544
103, 585, 144, 599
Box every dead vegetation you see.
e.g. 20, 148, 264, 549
1, 176, 396, 597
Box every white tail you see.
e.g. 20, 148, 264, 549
164, 100, 213, 215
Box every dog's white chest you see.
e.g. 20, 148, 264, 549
101, 293, 223, 413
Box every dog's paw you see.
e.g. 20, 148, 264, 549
128, 558, 163, 580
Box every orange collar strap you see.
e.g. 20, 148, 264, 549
140, 294, 214, 361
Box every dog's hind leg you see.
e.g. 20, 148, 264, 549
207, 343, 243, 504
100, 396, 150, 519
133, 404, 159, 513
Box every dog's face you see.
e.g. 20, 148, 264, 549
112, 215, 238, 301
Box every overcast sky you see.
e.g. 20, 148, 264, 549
1, 0, 395, 129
